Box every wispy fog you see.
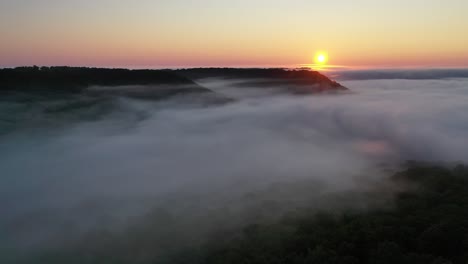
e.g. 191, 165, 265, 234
332, 68, 468, 80
1, 73, 468, 262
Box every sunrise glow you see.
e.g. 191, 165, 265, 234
315, 52, 328, 65
1, 1, 468, 68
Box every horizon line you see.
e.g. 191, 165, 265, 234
2, 65, 468, 72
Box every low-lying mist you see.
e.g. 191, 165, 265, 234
1, 75, 468, 263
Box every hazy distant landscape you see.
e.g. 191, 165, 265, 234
2, 0, 468, 263
0, 67, 468, 263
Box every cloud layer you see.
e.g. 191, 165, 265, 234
1, 75, 468, 262
332, 68, 468, 80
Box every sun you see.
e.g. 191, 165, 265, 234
315, 52, 328, 65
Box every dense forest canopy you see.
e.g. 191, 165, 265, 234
26, 163, 468, 264
198, 163, 468, 264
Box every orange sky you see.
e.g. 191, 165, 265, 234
1, 0, 468, 68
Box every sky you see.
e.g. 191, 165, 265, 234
1, 0, 468, 69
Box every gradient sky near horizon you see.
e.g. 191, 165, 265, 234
1, 0, 468, 69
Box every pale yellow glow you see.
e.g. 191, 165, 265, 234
317, 55, 326, 63
315, 52, 328, 65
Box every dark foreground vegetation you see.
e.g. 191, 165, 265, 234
200, 162, 468, 264
25, 163, 468, 264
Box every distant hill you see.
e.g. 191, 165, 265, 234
0, 67, 347, 97
0, 66, 217, 102
0, 66, 201, 91
176, 68, 347, 93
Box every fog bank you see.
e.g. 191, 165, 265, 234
1, 76, 468, 262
